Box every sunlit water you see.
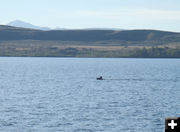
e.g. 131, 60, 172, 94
0, 57, 180, 132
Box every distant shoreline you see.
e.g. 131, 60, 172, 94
0, 56, 180, 59
0, 46, 180, 58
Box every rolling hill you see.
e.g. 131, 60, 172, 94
0, 25, 180, 42
0, 25, 180, 57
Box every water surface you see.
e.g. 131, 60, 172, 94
0, 57, 180, 132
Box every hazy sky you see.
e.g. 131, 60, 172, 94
0, 0, 180, 31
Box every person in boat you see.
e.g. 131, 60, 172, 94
97, 76, 103, 80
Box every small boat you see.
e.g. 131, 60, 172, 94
97, 76, 103, 80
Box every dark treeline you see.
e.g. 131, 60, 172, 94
1, 44, 180, 58
75, 46, 180, 58
1, 40, 180, 58
130, 47, 180, 58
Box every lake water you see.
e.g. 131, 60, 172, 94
0, 57, 179, 132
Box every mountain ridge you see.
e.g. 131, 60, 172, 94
8, 20, 51, 31
1, 25, 180, 42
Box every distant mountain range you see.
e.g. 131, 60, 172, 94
7, 20, 51, 31
7, 20, 124, 31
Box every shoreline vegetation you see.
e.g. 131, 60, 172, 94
1, 25, 180, 58
0, 44, 180, 58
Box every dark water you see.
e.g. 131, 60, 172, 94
0, 57, 179, 132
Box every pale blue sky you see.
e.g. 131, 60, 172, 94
0, 0, 180, 31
